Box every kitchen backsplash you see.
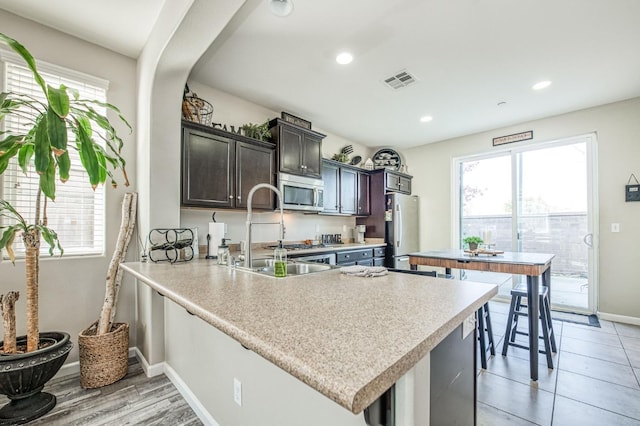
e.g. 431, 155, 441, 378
180, 208, 356, 248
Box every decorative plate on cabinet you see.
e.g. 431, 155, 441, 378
372, 148, 401, 171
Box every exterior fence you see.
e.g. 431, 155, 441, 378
462, 213, 588, 277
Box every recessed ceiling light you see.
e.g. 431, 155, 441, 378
420, 115, 433, 123
532, 80, 552, 91
269, 0, 294, 17
336, 52, 353, 65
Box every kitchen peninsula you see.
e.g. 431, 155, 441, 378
121, 260, 497, 425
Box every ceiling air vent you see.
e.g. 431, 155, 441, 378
383, 69, 417, 90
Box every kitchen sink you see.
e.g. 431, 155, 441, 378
240, 259, 333, 276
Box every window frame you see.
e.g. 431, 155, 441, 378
0, 49, 110, 259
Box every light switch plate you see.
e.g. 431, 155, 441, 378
611, 223, 620, 233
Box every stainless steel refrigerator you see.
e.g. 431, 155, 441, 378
385, 193, 420, 269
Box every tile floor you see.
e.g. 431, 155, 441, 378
478, 301, 640, 425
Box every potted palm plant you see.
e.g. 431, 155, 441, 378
0, 33, 130, 424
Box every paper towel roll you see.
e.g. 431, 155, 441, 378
208, 222, 226, 257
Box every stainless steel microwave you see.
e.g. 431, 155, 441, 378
278, 173, 324, 212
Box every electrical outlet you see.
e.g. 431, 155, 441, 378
462, 314, 475, 339
233, 378, 242, 406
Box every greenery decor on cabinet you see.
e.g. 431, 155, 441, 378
240, 121, 271, 142
0, 33, 131, 422
332, 145, 353, 163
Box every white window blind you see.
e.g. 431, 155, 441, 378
1, 56, 108, 257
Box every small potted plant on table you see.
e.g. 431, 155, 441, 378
463, 236, 484, 251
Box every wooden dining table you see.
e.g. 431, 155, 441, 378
408, 250, 555, 381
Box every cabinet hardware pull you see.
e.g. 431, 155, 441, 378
229, 195, 234, 199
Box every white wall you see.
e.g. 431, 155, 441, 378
0, 10, 138, 362
181, 209, 357, 250
404, 97, 640, 319
185, 81, 376, 162
135, 0, 246, 364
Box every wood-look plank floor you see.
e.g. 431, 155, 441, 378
0, 358, 203, 425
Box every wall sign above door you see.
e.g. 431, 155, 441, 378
493, 130, 533, 146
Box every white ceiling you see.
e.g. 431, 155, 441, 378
0, 0, 165, 58
2, 0, 640, 149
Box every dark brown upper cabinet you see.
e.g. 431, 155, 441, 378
357, 171, 370, 216
321, 159, 368, 216
269, 118, 325, 179
181, 121, 275, 209
340, 167, 358, 215
321, 161, 340, 214
368, 168, 412, 195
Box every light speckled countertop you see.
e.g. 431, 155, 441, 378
121, 259, 497, 414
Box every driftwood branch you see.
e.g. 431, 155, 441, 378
97, 192, 138, 335
1, 291, 20, 353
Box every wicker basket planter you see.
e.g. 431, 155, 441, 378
78, 322, 129, 389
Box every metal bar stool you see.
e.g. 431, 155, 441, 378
477, 302, 495, 369
502, 282, 557, 368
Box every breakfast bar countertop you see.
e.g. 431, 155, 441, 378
120, 259, 497, 414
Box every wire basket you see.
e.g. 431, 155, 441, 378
182, 93, 213, 125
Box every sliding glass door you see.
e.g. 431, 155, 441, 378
456, 135, 597, 313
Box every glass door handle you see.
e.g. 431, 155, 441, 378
583, 233, 593, 247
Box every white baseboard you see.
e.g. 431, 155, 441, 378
132, 348, 219, 426
598, 311, 640, 326
54, 346, 218, 425
132, 347, 165, 377
163, 363, 220, 426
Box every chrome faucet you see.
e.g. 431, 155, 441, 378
243, 183, 285, 269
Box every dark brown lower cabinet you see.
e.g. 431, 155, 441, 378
336, 248, 374, 266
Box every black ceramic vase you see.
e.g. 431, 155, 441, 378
0, 332, 72, 425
